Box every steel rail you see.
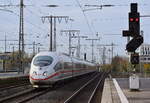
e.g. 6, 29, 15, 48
64, 73, 101, 103
17, 89, 50, 103
18, 72, 98, 103
0, 83, 29, 91
19, 72, 98, 103
88, 73, 106, 103
0, 88, 35, 103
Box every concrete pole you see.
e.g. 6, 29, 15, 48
5, 35, 6, 53
69, 31, 71, 56
50, 16, 53, 51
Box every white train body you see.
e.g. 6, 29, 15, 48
29, 52, 97, 88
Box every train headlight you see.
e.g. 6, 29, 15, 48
43, 71, 48, 76
33, 71, 37, 75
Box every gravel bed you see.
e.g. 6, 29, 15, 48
0, 85, 32, 99
67, 73, 101, 103
27, 72, 98, 103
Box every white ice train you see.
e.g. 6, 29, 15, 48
29, 52, 97, 88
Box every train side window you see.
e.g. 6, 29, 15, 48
64, 62, 72, 69
54, 63, 62, 71
83, 64, 86, 69
76, 63, 80, 69
64, 63, 68, 69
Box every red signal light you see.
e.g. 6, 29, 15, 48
130, 18, 134, 22
135, 18, 139, 22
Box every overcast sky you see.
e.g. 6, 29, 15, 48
0, 0, 150, 63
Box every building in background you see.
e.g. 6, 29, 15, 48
140, 44, 150, 71
140, 44, 150, 62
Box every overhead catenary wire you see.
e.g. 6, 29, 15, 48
12, 11, 47, 33
26, 7, 41, 18
0, 12, 46, 51
0, 1, 48, 35
74, 0, 95, 35
0, 1, 65, 53
12, 11, 49, 40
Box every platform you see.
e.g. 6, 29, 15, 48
116, 78, 150, 103
101, 78, 121, 103
101, 77, 150, 103
0, 72, 28, 79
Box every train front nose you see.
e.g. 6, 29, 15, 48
30, 70, 55, 88
29, 66, 56, 86
30, 70, 48, 83
30, 55, 54, 87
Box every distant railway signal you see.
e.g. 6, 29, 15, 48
123, 3, 140, 37
129, 10, 140, 37
122, 3, 143, 53
131, 53, 139, 64
126, 35, 143, 52
122, 3, 144, 65
123, 31, 132, 37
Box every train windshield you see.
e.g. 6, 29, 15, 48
33, 56, 53, 67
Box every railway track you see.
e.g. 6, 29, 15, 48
0, 88, 52, 103
24, 72, 105, 103
0, 83, 29, 91
0, 72, 106, 103
15, 73, 99, 103
88, 73, 107, 103
64, 72, 107, 103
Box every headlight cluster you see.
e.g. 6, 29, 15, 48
43, 71, 48, 76
33, 71, 37, 75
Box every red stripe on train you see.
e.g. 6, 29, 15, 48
30, 69, 86, 80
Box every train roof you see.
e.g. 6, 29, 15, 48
34, 51, 95, 66
35, 51, 58, 56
